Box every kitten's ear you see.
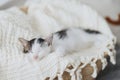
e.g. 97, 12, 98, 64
18, 38, 29, 47
45, 35, 53, 46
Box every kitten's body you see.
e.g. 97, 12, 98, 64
19, 27, 101, 60
51, 28, 100, 56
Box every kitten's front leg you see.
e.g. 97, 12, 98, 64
53, 47, 66, 57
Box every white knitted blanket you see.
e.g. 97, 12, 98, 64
0, 0, 116, 80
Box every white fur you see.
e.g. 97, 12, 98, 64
30, 38, 51, 60
52, 28, 100, 56
31, 39, 41, 54
31, 28, 102, 59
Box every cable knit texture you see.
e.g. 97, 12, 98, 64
0, 0, 116, 80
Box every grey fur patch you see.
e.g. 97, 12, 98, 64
29, 38, 36, 47
55, 29, 67, 39
37, 38, 45, 46
84, 29, 101, 34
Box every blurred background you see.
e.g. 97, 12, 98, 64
0, 0, 120, 80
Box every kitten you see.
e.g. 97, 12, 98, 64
19, 27, 101, 60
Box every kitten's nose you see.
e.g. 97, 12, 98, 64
34, 55, 38, 60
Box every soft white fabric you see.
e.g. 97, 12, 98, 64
0, 0, 116, 80
26, 0, 115, 38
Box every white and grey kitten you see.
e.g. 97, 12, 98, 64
19, 27, 101, 60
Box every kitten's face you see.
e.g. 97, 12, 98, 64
19, 38, 51, 60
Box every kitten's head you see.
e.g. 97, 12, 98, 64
19, 37, 52, 59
